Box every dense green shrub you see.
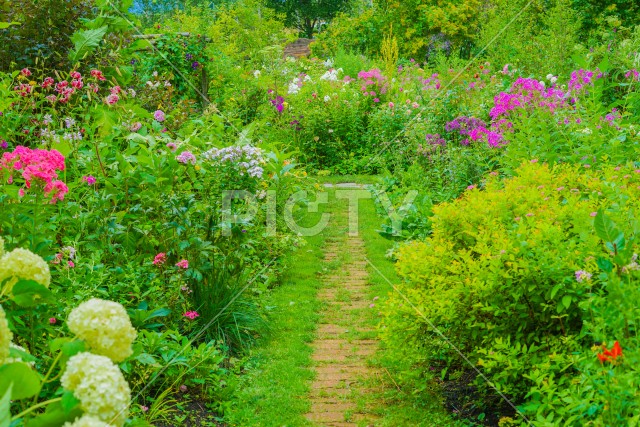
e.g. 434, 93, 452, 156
382, 162, 640, 424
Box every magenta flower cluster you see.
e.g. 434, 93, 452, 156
445, 116, 487, 146
358, 69, 388, 101
0, 146, 68, 203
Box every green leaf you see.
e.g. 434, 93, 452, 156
0, 384, 11, 427
69, 26, 108, 61
594, 210, 620, 243
0, 363, 41, 400
26, 400, 82, 427
11, 280, 54, 307
562, 295, 572, 309
0, 22, 20, 29
596, 257, 614, 272
61, 391, 80, 416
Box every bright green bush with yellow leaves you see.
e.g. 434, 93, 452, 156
382, 161, 640, 421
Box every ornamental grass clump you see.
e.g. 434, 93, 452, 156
67, 298, 137, 363
61, 352, 131, 426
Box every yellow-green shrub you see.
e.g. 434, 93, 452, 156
382, 161, 640, 410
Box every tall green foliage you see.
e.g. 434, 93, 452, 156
0, 0, 94, 70
266, 0, 352, 38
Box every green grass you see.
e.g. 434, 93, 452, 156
223, 187, 336, 427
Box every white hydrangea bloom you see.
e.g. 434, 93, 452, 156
67, 299, 137, 363
0, 304, 11, 364
61, 353, 130, 427
63, 415, 113, 427
0, 248, 51, 294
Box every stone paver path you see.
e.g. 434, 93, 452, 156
305, 231, 379, 427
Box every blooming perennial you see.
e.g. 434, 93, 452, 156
0, 248, 51, 294
202, 145, 265, 178
67, 299, 137, 363
61, 352, 131, 426
597, 341, 623, 364
183, 311, 199, 320
152, 252, 167, 265
0, 146, 68, 202
175, 259, 189, 269
176, 151, 196, 165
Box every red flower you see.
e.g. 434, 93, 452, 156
597, 341, 623, 364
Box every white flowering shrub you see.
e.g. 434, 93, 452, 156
0, 248, 51, 295
0, 241, 135, 426
67, 298, 137, 363
61, 352, 131, 426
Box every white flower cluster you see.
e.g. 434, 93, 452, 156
202, 145, 265, 178
61, 352, 131, 427
546, 73, 558, 84
63, 415, 113, 427
0, 248, 51, 294
320, 68, 343, 81
288, 75, 312, 94
67, 298, 137, 363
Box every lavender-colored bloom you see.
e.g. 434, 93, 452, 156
191, 61, 200, 69
425, 134, 446, 146
575, 270, 592, 283
154, 110, 166, 122
176, 151, 196, 165
1, 140, 7, 149
186, 53, 193, 60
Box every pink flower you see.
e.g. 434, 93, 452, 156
530, 159, 538, 163
141, 405, 149, 412
18, 188, 25, 197
590, 212, 597, 217
90, 69, 106, 81
166, 142, 177, 152
21, 68, 32, 77
388, 102, 394, 109
176, 259, 189, 269
68, 261, 75, 268
153, 253, 167, 265
41, 77, 55, 88
154, 110, 166, 122
105, 94, 119, 105
70, 71, 82, 80
467, 184, 476, 190
176, 151, 196, 165
183, 311, 199, 320
82, 175, 96, 185
525, 212, 534, 217
130, 122, 142, 132
180, 385, 188, 392
49, 317, 57, 325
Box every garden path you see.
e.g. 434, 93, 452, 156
305, 183, 381, 427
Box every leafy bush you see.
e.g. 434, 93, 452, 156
382, 161, 640, 423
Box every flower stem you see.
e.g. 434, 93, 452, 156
12, 397, 62, 421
